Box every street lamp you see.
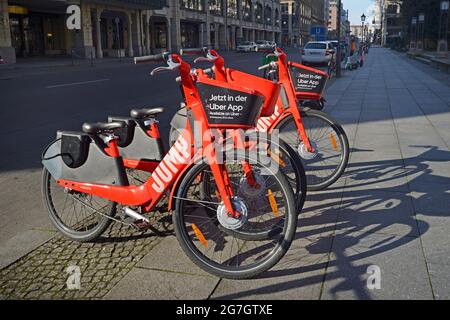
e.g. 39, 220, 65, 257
361, 13, 366, 42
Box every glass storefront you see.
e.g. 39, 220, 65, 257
8, 5, 65, 57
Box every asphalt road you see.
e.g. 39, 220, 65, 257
0, 49, 313, 244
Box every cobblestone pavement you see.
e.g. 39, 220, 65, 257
0, 209, 171, 300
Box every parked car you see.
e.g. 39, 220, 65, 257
236, 41, 257, 52
329, 40, 346, 61
255, 40, 272, 51
301, 41, 335, 66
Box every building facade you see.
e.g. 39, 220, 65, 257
381, 0, 402, 46
0, 0, 282, 64
280, 0, 317, 47
327, 0, 347, 39
311, 0, 325, 27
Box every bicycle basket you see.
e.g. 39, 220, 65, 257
196, 77, 265, 129
42, 131, 127, 186
288, 61, 328, 100
108, 116, 164, 161
225, 68, 280, 117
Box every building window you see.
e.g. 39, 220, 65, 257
264, 6, 272, 25
274, 8, 280, 26
228, 0, 238, 19
243, 0, 252, 21
255, 3, 263, 23
181, 0, 204, 12
209, 0, 222, 15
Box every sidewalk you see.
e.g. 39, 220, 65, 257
407, 50, 450, 73
0, 47, 449, 300
106, 47, 450, 300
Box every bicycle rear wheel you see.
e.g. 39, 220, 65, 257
42, 168, 116, 242
172, 153, 297, 279
275, 110, 349, 191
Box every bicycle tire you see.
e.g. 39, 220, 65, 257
42, 168, 116, 242
172, 153, 297, 279
275, 109, 349, 191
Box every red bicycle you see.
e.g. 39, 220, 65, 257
171, 48, 349, 191
41, 52, 300, 279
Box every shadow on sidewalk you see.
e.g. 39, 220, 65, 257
211, 145, 450, 299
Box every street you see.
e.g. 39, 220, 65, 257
0, 47, 450, 299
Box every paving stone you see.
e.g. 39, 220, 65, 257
104, 268, 219, 300
211, 234, 333, 300
0, 220, 164, 300
321, 231, 433, 300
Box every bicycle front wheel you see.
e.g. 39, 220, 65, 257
275, 110, 349, 191
172, 153, 298, 279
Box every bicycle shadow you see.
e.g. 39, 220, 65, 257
211, 145, 450, 299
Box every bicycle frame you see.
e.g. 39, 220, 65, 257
56, 54, 242, 217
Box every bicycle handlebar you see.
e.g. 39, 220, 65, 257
134, 53, 166, 64
179, 47, 207, 56
258, 62, 277, 71
175, 68, 213, 83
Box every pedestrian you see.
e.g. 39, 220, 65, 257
350, 38, 356, 56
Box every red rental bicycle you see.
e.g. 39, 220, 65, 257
41, 52, 300, 279
170, 47, 349, 191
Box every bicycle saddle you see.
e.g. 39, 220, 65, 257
130, 107, 165, 119
82, 121, 125, 134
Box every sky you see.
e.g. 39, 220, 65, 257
343, 0, 376, 26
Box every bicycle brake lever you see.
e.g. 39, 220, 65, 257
150, 66, 171, 76
150, 55, 180, 76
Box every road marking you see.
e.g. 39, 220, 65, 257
46, 78, 110, 88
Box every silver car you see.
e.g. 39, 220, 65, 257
255, 40, 272, 51
301, 41, 335, 66
236, 41, 257, 52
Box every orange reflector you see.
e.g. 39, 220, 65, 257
267, 189, 279, 217
329, 133, 338, 151
191, 224, 208, 249
268, 150, 286, 168
215, 190, 221, 200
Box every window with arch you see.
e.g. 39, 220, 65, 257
274, 8, 279, 26
255, 3, 263, 23
243, 0, 252, 21
264, 6, 272, 25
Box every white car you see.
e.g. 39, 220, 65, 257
255, 40, 272, 51
301, 41, 335, 66
236, 41, 257, 52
